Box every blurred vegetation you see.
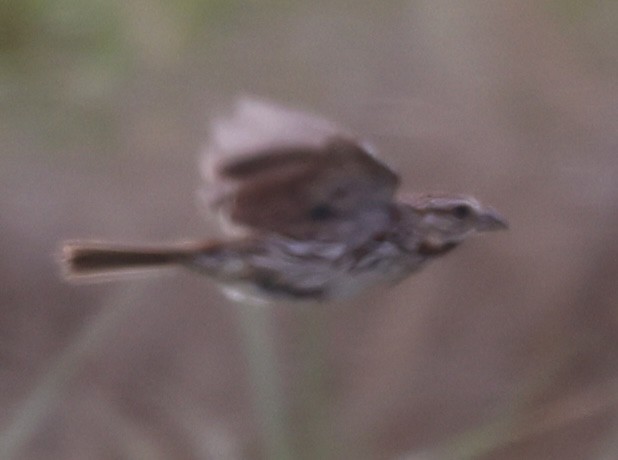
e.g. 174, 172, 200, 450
0, 0, 291, 154
1, 1, 618, 459
2, 0, 616, 156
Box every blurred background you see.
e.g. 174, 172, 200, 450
1, 1, 618, 459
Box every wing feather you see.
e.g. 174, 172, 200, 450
200, 99, 399, 241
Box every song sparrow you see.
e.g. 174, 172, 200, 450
61, 99, 507, 303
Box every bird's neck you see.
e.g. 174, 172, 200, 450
417, 239, 459, 256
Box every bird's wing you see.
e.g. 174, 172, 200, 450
200, 98, 399, 241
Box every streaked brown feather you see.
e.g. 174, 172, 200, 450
59, 99, 508, 301
224, 138, 398, 238
203, 105, 400, 240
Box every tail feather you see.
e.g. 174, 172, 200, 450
60, 242, 192, 280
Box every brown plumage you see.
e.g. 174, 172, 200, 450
61, 99, 507, 302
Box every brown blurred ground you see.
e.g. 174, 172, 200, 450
1, 1, 618, 459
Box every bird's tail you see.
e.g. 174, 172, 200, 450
60, 241, 198, 282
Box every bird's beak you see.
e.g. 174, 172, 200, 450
476, 207, 509, 231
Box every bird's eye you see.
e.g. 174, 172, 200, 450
453, 204, 471, 219
309, 204, 335, 221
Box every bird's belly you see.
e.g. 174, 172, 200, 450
217, 267, 386, 304
212, 239, 425, 303
326, 258, 417, 299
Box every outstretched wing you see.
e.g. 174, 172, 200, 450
200, 99, 400, 241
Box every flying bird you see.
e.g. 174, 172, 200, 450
61, 99, 507, 303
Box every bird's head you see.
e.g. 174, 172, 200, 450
399, 193, 508, 255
